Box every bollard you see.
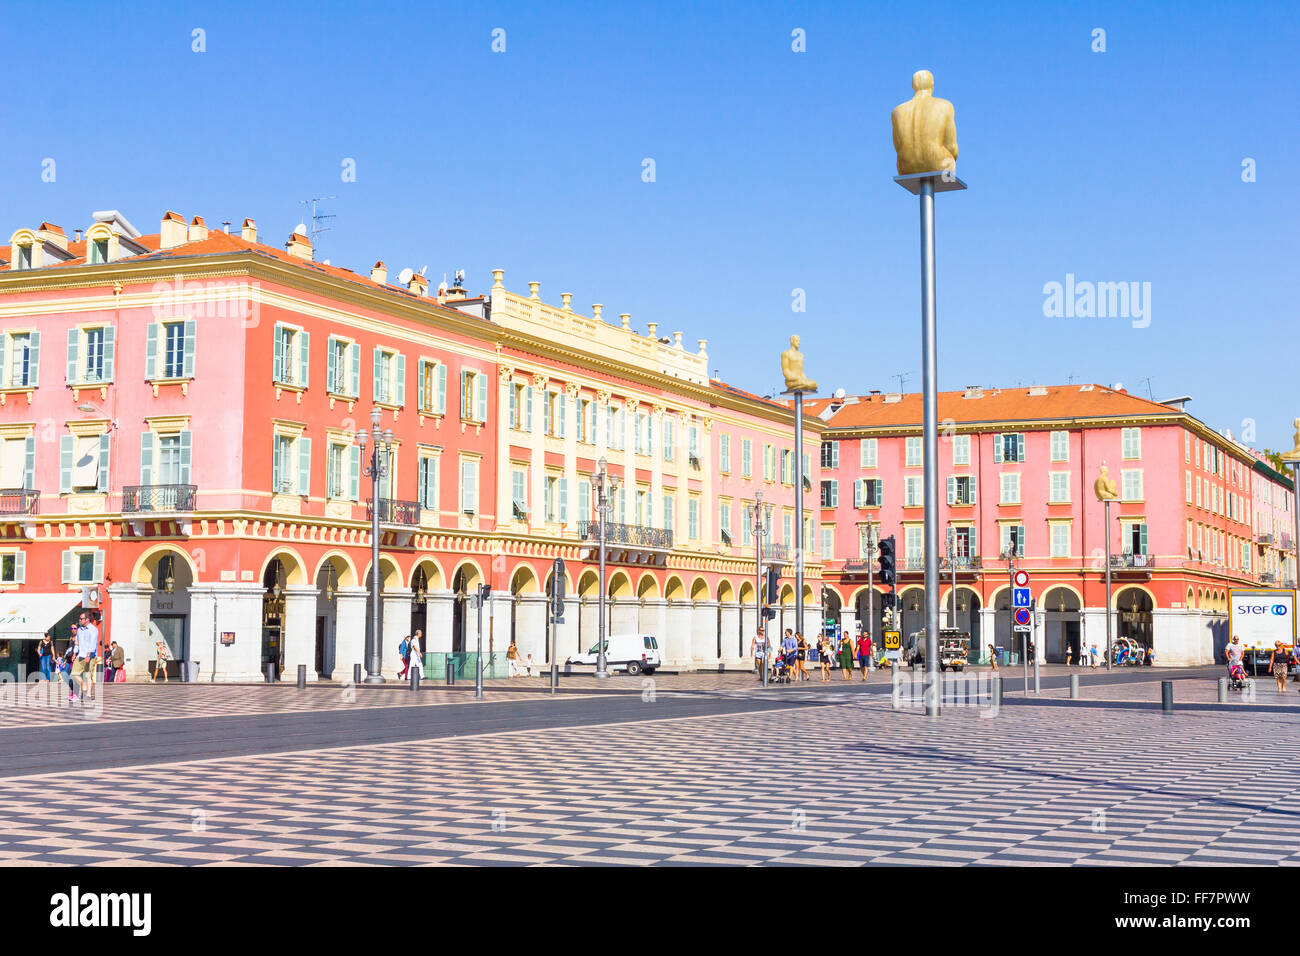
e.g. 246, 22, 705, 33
265, 662, 276, 684
1217, 676, 1227, 703
1161, 680, 1174, 712
550, 663, 558, 695
718, 662, 726, 673
992, 675, 1003, 709
353, 663, 362, 685
1069, 674, 1079, 699
297, 664, 306, 689
445, 659, 455, 685
410, 668, 420, 691
1033, 658, 1040, 695
891, 668, 902, 710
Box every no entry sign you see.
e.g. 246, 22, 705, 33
1013, 569, 1030, 588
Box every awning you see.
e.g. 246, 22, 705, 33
0, 593, 82, 640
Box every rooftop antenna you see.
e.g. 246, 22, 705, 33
299, 195, 337, 248
1067, 374, 1075, 385
1141, 376, 1154, 400
893, 371, 909, 393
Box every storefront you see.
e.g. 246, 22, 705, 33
0, 593, 83, 678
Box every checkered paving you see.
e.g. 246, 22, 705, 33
2, 692, 1298, 866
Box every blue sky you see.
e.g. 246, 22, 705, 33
3, 0, 1298, 450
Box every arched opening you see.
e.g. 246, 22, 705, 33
262, 557, 290, 675
738, 580, 755, 657
900, 587, 926, 642
510, 565, 540, 652
852, 587, 883, 645
313, 553, 355, 679
822, 586, 843, 646
1116, 586, 1155, 654
450, 562, 483, 654
577, 569, 600, 656
1041, 586, 1081, 663
143, 549, 195, 680
717, 579, 735, 659
944, 585, 982, 650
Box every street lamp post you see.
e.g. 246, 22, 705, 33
946, 528, 958, 629
357, 408, 394, 684
592, 457, 621, 680
752, 490, 774, 688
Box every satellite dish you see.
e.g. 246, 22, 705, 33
295, 222, 307, 235
397, 268, 414, 285
419, 265, 428, 276
834, 387, 846, 399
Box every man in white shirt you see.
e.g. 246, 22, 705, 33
71, 612, 100, 701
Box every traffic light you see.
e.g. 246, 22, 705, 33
881, 591, 897, 610
761, 564, 779, 621
878, 535, 896, 587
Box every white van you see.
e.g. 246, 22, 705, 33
567, 634, 661, 675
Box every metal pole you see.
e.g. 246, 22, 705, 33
919, 177, 940, 717
759, 512, 767, 689
364, 432, 385, 684
1291, 463, 1300, 593
475, 587, 484, 699
210, 591, 217, 683
1104, 497, 1113, 672
867, 525, 874, 666
794, 392, 804, 640
596, 470, 609, 680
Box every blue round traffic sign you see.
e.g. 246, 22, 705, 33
1014, 607, 1031, 626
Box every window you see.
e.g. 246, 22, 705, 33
89, 238, 109, 265
508, 382, 534, 431
662, 493, 675, 533
662, 417, 675, 461
1122, 427, 1141, 459
952, 434, 970, 466
511, 467, 528, 519
459, 370, 488, 423
635, 413, 651, 454
327, 441, 362, 501
742, 503, 753, 546
59, 434, 110, 493
270, 432, 309, 495
326, 338, 362, 398
1185, 431, 1190, 462
741, 438, 751, 476
719, 433, 731, 472
950, 525, 974, 560
905, 526, 924, 565
1122, 469, 1143, 501
1000, 524, 1025, 558
904, 476, 922, 507
820, 526, 834, 560
0, 552, 24, 584
1050, 523, 1071, 557
14, 244, 33, 270
947, 475, 977, 506
688, 498, 700, 541
719, 500, 732, 540
1050, 430, 1069, 462
1186, 471, 1192, 504
418, 455, 438, 511
860, 438, 877, 468
820, 441, 839, 469
273, 324, 310, 387
1000, 473, 1020, 504
1124, 522, 1149, 556
372, 347, 406, 406
1048, 472, 1070, 503
144, 320, 194, 380
780, 449, 792, 484
820, 480, 838, 508
764, 444, 775, 481
854, 478, 883, 508
905, 436, 922, 468
65, 326, 115, 385
994, 432, 1025, 463
460, 458, 479, 513
2, 331, 40, 388
544, 475, 568, 523
1196, 476, 1202, 507
0, 436, 35, 490
414, 359, 447, 414
62, 549, 105, 585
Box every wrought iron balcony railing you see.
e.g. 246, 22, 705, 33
1110, 552, 1155, 568
0, 488, 39, 515
122, 484, 197, 513
366, 498, 421, 526
765, 543, 791, 564
941, 555, 981, 570
1259, 571, 1276, 584
578, 521, 673, 550
1257, 532, 1274, 546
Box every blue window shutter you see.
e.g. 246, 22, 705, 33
27, 331, 40, 386
297, 437, 311, 495
327, 338, 339, 392
178, 430, 192, 485
348, 445, 360, 501
372, 348, 383, 401
349, 343, 361, 397
298, 330, 310, 388
273, 324, 284, 381
63, 551, 74, 584
182, 320, 196, 377
66, 328, 80, 384
103, 326, 115, 381
59, 435, 74, 493
395, 353, 405, 407
436, 363, 447, 414
476, 373, 487, 422
139, 432, 154, 486
92, 550, 104, 583
145, 322, 158, 380
24, 436, 36, 489
97, 433, 111, 491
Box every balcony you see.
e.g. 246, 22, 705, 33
578, 521, 673, 567
1110, 553, 1155, 569
941, 555, 982, 570
765, 543, 792, 565
0, 488, 39, 515
1259, 571, 1276, 584
1258, 532, 1274, 546
366, 498, 421, 527
122, 484, 196, 536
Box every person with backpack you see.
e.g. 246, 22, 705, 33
397, 635, 410, 679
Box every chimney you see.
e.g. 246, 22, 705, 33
408, 272, 428, 296
159, 211, 187, 249
187, 216, 208, 242
370, 261, 387, 284
285, 231, 313, 260
240, 218, 257, 242
37, 222, 67, 251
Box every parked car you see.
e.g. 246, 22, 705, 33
566, 634, 661, 675
903, 628, 971, 670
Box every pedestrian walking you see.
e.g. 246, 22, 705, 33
988, 643, 997, 671
152, 640, 172, 682
507, 639, 522, 677
37, 634, 54, 681
397, 635, 410, 679
104, 640, 118, 684
1088, 644, 1099, 668
407, 632, 424, 681
817, 635, 832, 682
838, 632, 855, 681
71, 612, 99, 701
750, 627, 768, 680
1270, 641, 1292, 694
110, 640, 125, 683
856, 632, 872, 680
795, 633, 810, 681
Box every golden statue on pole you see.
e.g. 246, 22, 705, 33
780, 334, 818, 393
891, 70, 959, 176
1281, 418, 1300, 462
1094, 464, 1119, 501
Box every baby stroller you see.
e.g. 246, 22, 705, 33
1226, 660, 1247, 691
771, 652, 793, 684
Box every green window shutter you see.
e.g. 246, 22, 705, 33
436, 363, 447, 414
395, 353, 406, 407
1139, 523, 1149, 555
416, 360, 428, 412
372, 348, 383, 401
59, 435, 74, 493
476, 372, 487, 422
0, 337, 6, 386
182, 320, 196, 377
297, 437, 311, 495
92, 550, 104, 583
23, 436, 36, 489
543, 393, 552, 435
144, 322, 158, 379
508, 384, 516, 425
27, 332, 40, 386
103, 326, 115, 381
559, 478, 568, 523
579, 480, 590, 521
97, 433, 111, 491
462, 461, 477, 512
273, 324, 285, 381
460, 369, 469, 418
178, 430, 192, 485
969, 476, 977, 504
297, 330, 310, 388
946, 476, 955, 505
993, 434, 1003, 463
66, 328, 80, 384
327, 338, 339, 392
524, 386, 534, 431
558, 394, 566, 438
63, 551, 74, 584
349, 343, 360, 397
140, 432, 154, 486
271, 437, 281, 492
1016, 434, 1025, 462
348, 445, 361, 501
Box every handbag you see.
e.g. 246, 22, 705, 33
114, 668, 126, 683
